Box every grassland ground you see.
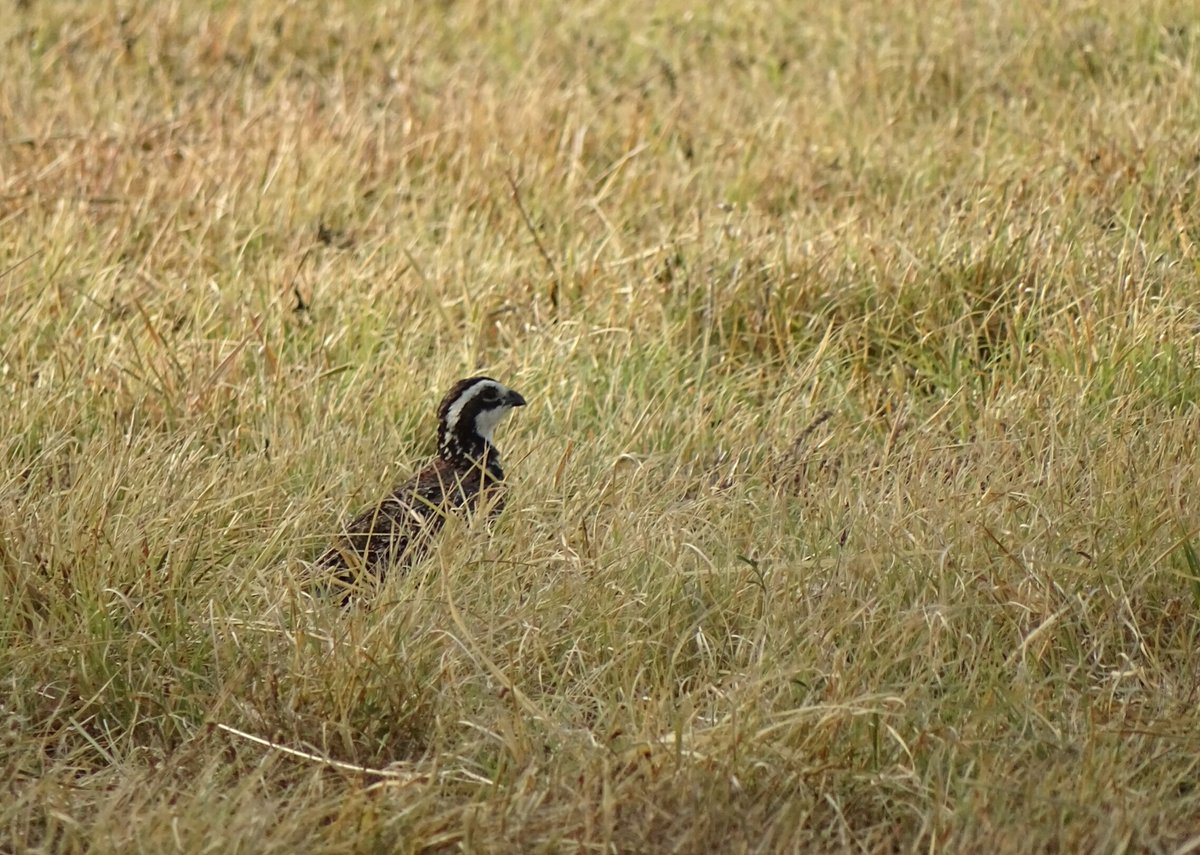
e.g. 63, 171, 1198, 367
2, 1, 1200, 851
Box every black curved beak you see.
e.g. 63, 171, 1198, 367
506, 389, 527, 407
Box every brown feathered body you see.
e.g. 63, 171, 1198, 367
315, 376, 526, 600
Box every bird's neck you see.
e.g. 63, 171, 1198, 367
439, 432, 505, 480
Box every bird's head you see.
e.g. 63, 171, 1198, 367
437, 376, 527, 462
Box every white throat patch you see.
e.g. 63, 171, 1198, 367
474, 404, 513, 445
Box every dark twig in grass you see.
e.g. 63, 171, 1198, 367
980, 523, 1028, 574
504, 169, 563, 312
285, 246, 313, 312
792, 409, 834, 452
0, 249, 42, 283
773, 409, 835, 493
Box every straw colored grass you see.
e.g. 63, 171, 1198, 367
3, 1, 1200, 851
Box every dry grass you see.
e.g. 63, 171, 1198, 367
2, 0, 1200, 851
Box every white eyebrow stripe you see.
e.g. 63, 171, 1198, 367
443, 380, 493, 437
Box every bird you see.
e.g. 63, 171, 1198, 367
314, 376, 527, 601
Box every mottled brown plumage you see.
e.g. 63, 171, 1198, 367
316, 376, 526, 601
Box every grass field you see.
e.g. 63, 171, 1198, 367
3, 1, 1200, 851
